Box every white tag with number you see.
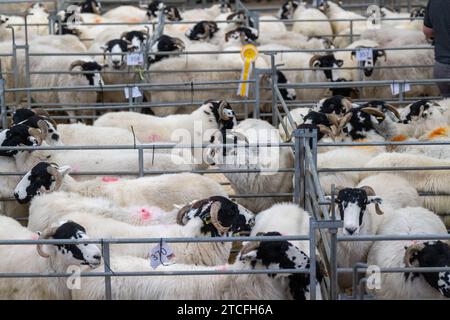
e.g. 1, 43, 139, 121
390, 83, 411, 95
149, 240, 175, 269
124, 86, 142, 99
356, 48, 373, 62
126, 53, 144, 66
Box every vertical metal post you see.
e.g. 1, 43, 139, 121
0, 77, 7, 130
8, 27, 19, 105
299, 133, 306, 209
270, 55, 278, 126
309, 218, 317, 300
253, 68, 260, 119
102, 241, 112, 300
330, 184, 338, 300
311, 129, 318, 168
127, 86, 133, 111
349, 20, 354, 44
398, 82, 405, 102
293, 129, 301, 204
138, 147, 144, 177
24, 16, 31, 108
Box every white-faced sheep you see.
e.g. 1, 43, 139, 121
0, 216, 101, 299
205, 119, 294, 213
367, 207, 450, 299
14, 162, 227, 213
28, 195, 255, 266
72, 233, 320, 300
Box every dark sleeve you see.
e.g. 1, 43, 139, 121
423, 0, 433, 28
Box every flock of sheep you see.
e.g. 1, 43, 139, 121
0, 0, 449, 300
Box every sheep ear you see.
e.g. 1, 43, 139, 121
368, 196, 382, 205
57, 165, 72, 176
336, 59, 344, 67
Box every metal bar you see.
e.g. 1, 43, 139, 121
0, 78, 6, 129
102, 242, 112, 300
309, 218, 317, 300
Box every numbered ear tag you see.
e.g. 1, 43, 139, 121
127, 53, 144, 66
237, 44, 259, 97
149, 240, 175, 269
355, 48, 373, 62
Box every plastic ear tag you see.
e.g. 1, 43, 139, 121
237, 44, 259, 97
127, 53, 144, 66
124, 86, 142, 99
149, 240, 175, 269
355, 48, 373, 61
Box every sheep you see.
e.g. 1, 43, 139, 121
319, 1, 366, 36
182, 3, 232, 22
398, 99, 448, 138
333, 39, 439, 99
16, 46, 104, 121
317, 147, 382, 194
251, 203, 310, 252
366, 207, 450, 299
290, 2, 333, 40
259, 15, 287, 36
359, 27, 427, 47
14, 161, 227, 213
205, 119, 294, 213
72, 233, 320, 300
101, 5, 147, 23
364, 152, 450, 227
89, 38, 137, 103
29, 34, 87, 53
258, 31, 333, 51
142, 31, 271, 117
24, 3, 50, 37
257, 44, 344, 101
28, 195, 255, 266
56, 123, 142, 146
93, 100, 236, 143
0, 216, 101, 299
14, 143, 193, 183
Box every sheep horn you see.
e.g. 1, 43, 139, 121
36, 226, 59, 258
37, 120, 48, 142
309, 55, 322, 68
404, 242, 425, 267
209, 201, 230, 235
27, 127, 43, 145
91, 1, 101, 15
218, 100, 231, 121
240, 240, 260, 256
69, 60, 85, 71
172, 37, 185, 51
383, 104, 401, 120
317, 124, 333, 137
326, 113, 340, 127
361, 186, 384, 215
338, 112, 353, 130
360, 107, 385, 119
202, 22, 211, 39
176, 203, 193, 226
46, 165, 63, 192
341, 98, 354, 111
120, 31, 129, 40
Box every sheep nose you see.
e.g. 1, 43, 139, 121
345, 227, 357, 235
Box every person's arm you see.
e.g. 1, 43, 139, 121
423, 25, 434, 39
423, 0, 434, 39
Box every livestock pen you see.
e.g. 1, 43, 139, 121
0, 0, 449, 300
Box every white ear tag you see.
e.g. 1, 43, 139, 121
149, 240, 175, 269
126, 53, 144, 66
355, 48, 373, 62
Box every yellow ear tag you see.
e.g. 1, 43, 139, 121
238, 44, 259, 97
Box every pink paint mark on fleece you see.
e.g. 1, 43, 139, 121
102, 176, 119, 183
31, 233, 39, 240
71, 164, 81, 181
147, 133, 161, 142
216, 265, 228, 271
139, 208, 152, 220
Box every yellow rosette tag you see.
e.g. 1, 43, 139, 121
238, 44, 259, 97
